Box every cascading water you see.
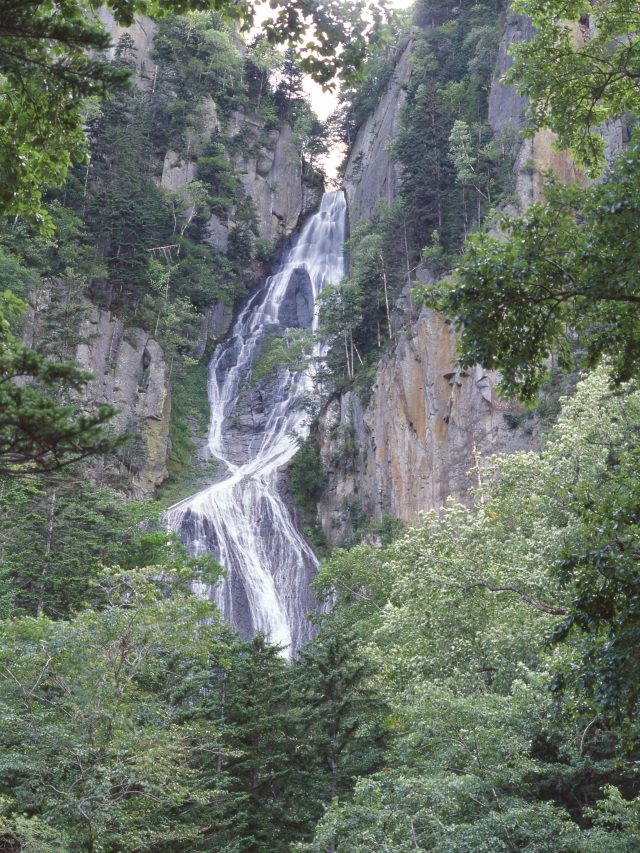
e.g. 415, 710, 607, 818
165, 191, 346, 656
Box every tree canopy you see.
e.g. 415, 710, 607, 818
0, 0, 390, 231
419, 135, 640, 400
299, 368, 640, 851
418, 0, 640, 401
506, 0, 640, 176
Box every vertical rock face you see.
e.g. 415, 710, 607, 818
320, 1, 631, 542
487, 14, 533, 134
220, 113, 323, 245
160, 150, 198, 193
487, 12, 586, 206
75, 309, 171, 500
158, 103, 323, 248
317, 286, 532, 541
343, 39, 414, 226
97, 9, 322, 246
61, 11, 323, 499
489, 10, 625, 209
319, 16, 551, 542
96, 9, 158, 87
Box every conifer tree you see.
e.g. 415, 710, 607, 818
294, 616, 388, 804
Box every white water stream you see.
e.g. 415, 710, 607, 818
165, 191, 346, 655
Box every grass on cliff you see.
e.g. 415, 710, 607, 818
157, 351, 217, 507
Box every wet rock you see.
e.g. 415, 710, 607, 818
279, 268, 314, 328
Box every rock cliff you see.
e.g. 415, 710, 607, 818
75, 308, 171, 500
319, 5, 628, 544
40, 11, 324, 499
163, 107, 323, 250
317, 13, 547, 542
343, 39, 413, 227
488, 11, 626, 208
96, 9, 158, 88
317, 280, 532, 540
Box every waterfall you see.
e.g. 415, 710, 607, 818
165, 191, 347, 656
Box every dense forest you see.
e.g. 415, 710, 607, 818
1, 0, 640, 849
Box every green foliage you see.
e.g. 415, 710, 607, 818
0, 251, 35, 320
506, 0, 640, 175
0, 0, 391, 234
419, 134, 640, 400
0, 568, 220, 850
393, 0, 513, 254
259, 0, 393, 89
302, 368, 640, 850
274, 47, 307, 121
251, 328, 315, 385
420, 0, 640, 405
0, 475, 217, 618
80, 85, 173, 313
178, 633, 304, 851
294, 614, 389, 803
0, 558, 389, 850
160, 349, 215, 502
325, 0, 516, 394
7, 366, 640, 848
315, 203, 413, 391
0, 0, 128, 231
288, 433, 327, 508
0, 293, 122, 477
318, 277, 365, 382
153, 12, 245, 126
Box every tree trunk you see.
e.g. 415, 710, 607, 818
37, 489, 56, 617
344, 330, 352, 379
379, 253, 393, 342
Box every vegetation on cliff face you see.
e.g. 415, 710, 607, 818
3, 0, 640, 848
0, 0, 389, 230
421, 140, 640, 399
420, 0, 640, 401
288, 0, 520, 403
0, 2, 335, 495
301, 369, 640, 851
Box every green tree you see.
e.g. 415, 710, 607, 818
448, 119, 493, 229
245, 35, 283, 112
174, 633, 307, 852
300, 369, 640, 851
0, 477, 216, 618
318, 278, 365, 381
287, 434, 327, 509
391, 0, 506, 255
0, 292, 121, 477
506, 0, 640, 175
250, 328, 315, 385
420, 134, 640, 401
0, 0, 128, 231
274, 47, 306, 120
0, 0, 391, 231
294, 616, 388, 805
0, 568, 222, 851
345, 207, 408, 348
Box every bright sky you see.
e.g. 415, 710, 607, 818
303, 0, 415, 184
303, 0, 415, 122
254, 0, 416, 185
